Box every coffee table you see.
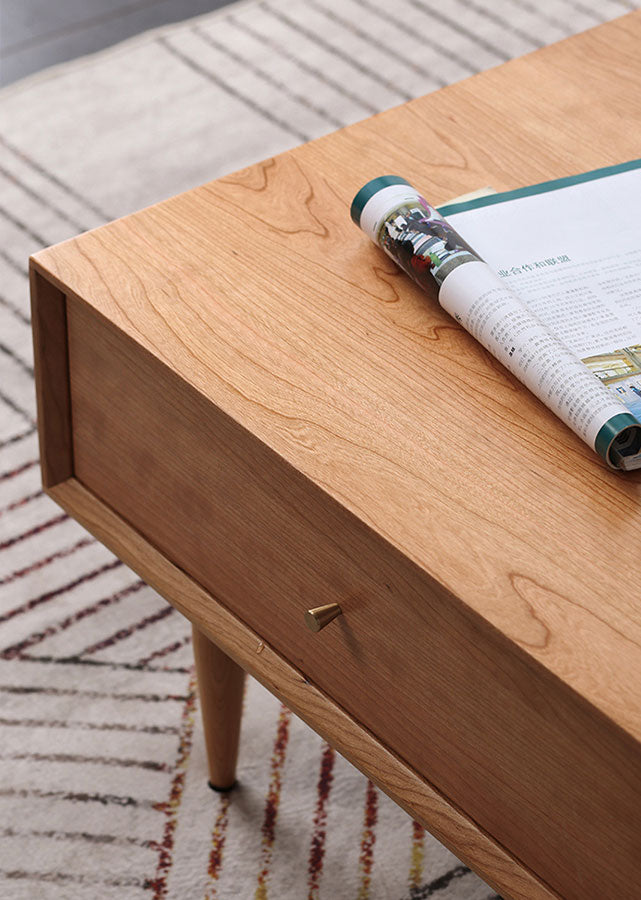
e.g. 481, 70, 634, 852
30, 12, 641, 900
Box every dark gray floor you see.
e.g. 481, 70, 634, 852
0, 0, 233, 86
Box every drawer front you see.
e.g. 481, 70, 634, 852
66, 295, 641, 900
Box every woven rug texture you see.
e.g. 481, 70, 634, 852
0, 0, 637, 896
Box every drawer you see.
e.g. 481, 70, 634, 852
41, 287, 640, 900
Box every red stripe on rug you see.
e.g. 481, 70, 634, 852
0, 458, 38, 483
357, 780, 379, 900
0, 558, 123, 626
138, 635, 192, 667
146, 670, 198, 899
0, 489, 42, 516
204, 793, 232, 900
307, 742, 336, 899
79, 604, 173, 656
0, 785, 157, 809
0, 824, 151, 848
0, 427, 36, 451
204, 664, 247, 898
255, 703, 292, 900
0, 685, 188, 702
6, 751, 171, 772
0, 715, 178, 735
0, 511, 68, 550
0, 536, 94, 587
1, 579, 145, 658
409, 820, 426, 891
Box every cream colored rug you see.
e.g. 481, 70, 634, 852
0, 0, 636, 896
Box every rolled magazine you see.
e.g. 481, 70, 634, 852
351, 176, 641, 471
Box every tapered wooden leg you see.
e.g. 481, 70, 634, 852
192, 624, 246, 792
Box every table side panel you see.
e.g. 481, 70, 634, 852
65, 293, 641, 900
47, 477, 561, 900
29, 266, 73, 487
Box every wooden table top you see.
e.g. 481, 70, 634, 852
35, 8, 641, 759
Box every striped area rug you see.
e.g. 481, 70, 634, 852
0, 0, 636, 897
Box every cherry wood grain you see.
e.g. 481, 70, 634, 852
47, 476, 560, 900
31, 13, 641, 900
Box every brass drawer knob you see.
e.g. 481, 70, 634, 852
304, 603, 342, 633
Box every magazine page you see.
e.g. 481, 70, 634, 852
441, 161, 641, 424
351, 167, 641, 470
